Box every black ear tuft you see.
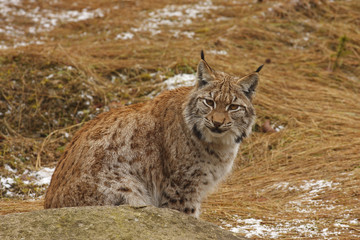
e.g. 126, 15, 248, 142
201, 50, 205, 60
255, 64, 264, 73
197, 59, 214, 88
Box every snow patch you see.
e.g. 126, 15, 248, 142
233, 179, 358, 238
334, 222, 349, 228
0, 0, 105, 49
29, 167, 55, 186
209, 50, 228, 55
163, 73, 196, 90
275, 125, 284, 132
171, 30, 196, 39
229, 218, 319, 238
0, 167, 55, 197
286, 180, 340, 213
267, 180, 341, 214
270, 179, 339, 194
225, 217, 349, 239
0, 177, 15, 189
143, 73, 196, 98
115, 32, 134, 40
349, 219, 358, 225
4, 164, 17, 173
130, 0, 218, 38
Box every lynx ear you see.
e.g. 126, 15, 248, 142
197, 51, 214, 88
237, 73, 259, 100
237, 64, 263, 99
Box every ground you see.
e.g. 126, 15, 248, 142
0, 0, 359, 239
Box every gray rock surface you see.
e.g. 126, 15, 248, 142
0, 205, 247, 240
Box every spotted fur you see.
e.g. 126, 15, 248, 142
44, 52, 260, 218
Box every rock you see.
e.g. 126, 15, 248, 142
0, 205, 247, 240
261, 119, 276, 133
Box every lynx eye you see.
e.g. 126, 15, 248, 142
203, 99, 215, 108
228, 104, 243, 111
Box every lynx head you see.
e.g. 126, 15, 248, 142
184, 51, 262, 145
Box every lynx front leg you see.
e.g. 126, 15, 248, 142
160, 182, 202, 218
104, 177, 152, 207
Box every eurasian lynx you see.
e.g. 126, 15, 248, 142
44, 51, 262, 218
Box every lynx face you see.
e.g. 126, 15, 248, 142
184, 59, 258, 145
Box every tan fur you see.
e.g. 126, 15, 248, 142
44, 54, 260, 218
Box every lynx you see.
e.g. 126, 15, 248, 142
44, 51, 262, 218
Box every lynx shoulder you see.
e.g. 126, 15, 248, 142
44, 51, 262, 218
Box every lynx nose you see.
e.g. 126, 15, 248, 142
213, 121, 222, 128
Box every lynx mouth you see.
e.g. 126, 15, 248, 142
208, 126, 226, 134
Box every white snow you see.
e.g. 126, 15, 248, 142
230, 218, 278, 238
270, 179, 340, 195
1, 0, 217, 46
209, 50, 228, 55
299, 179, 339, 194
163, 73, 196, 90
284, 180, 341, 214
0, 176, 15, 189
144, 73, 197, 98
229, 218, 319, 238
115, 32, 134, 40
23, 7, 104, 33
4, 164, 17, 173
130, 0, 218, 38
216, 16, 231, 22
0, 0, 105, 49
76, 111, 84, 117
225, 217, 351, 239
334, 222, 349, 228
0, 167, 55, 197
223, 179, 356, 238
170, 30, 195, 39
275, 125, 284, 131
349, 219, 358, 225
29, 167, 55, 185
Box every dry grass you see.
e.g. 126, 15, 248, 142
0, 199, 44, 215
1, 0, 359, 238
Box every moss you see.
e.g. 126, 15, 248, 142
139, 73, 152, 81
0, 206, 244, 240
